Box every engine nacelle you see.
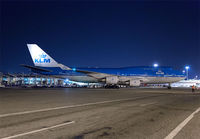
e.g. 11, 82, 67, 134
106, 76, 119, 84
129, 80, 141, 87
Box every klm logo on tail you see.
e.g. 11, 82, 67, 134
35, 53, 51, 63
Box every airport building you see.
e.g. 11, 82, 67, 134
0, 73, 62, 87
0, 72, 102, 88
171, 79, 200, 88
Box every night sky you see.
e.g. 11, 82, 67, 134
0, 1, 199, 78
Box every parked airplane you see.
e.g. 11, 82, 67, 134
22, 44, 186, 88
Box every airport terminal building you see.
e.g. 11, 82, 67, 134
0, 72, 101, 88
0, 73, 63, 87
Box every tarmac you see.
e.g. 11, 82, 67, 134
0, 88, 200, 139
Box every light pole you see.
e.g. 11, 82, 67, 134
185, 66, 190, 80
153, 63, 158, 68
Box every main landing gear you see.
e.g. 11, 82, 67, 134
104, 84, 119, 89
167, 83, 172, 89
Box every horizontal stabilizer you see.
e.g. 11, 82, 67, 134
21, 64, 52, 72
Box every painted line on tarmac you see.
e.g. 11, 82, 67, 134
0, 95, 158, 118
164, 107, 200, 139
140, 102, 157, 107
1, 121, 75, 139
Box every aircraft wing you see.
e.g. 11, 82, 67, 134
76, 69, 112, 79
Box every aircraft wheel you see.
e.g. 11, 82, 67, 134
168, 86, 172, 89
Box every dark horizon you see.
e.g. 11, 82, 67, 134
0, 0, 199, 78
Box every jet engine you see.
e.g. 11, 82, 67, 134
106, 76, 119, 84
129, 80, 141, 87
